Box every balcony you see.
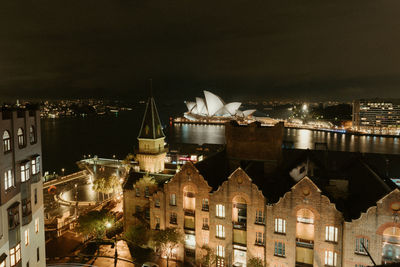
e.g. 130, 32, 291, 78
233, 221, 246, 230
296, 238, 314, 248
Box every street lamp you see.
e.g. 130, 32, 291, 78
61, 168, 65, 176
105, 220, 118, 267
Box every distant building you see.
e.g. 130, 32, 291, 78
0, 107, 46, 267
184, 91, 256, 121
352, 99, 400, 134
124, 116, 400, 267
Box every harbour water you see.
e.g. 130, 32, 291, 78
41, 111, 400, 175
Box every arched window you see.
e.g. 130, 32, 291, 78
3, 130, 11, 152
29, 126, 36, 144
17, 128, 25, 148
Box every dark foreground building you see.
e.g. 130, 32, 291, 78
124, 95, 400, 267
0, 107, 46, 267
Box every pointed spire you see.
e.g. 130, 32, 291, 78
138, 80, 165, 139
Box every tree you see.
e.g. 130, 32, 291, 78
77, 210, 114, 239
197, 245, 216, 267
151, 227, 183, 267
92, 173, 121, 196
124, 224, 150, 248
247, 256, 264, 267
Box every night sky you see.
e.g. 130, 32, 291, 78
1, 0, 400, 102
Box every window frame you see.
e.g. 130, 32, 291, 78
170, 194, 176, 206
216, 224, 225, 238
17, 128, 25, 148
216, 204, 225, 218
29, 125, 36, 144
4, 169, 14, 190
274, 218, 286, 234
3, 130, 11, 153
274, 241, 286, 257
324, 250, 337, 266
325, 226, 338, 242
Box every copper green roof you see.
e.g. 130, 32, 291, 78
138, 96, 165, 139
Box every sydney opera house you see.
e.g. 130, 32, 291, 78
184, 91, 256, 121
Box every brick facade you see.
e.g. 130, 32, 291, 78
124, 162, 400, 267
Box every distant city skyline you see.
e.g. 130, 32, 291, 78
1, 1, 400, 101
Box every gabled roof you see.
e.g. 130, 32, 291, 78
138, 96, 165, 139
195, 148, 399, 221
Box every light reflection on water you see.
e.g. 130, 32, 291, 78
171, 125, 399, 154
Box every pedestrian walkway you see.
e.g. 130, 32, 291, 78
92, 240, 134, 267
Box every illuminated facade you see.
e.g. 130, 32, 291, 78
0, 108, 46, 267
184, 91, 255, 120
136, 93, 166, 173
352, 99, 400, 134
124, 121, 400, 267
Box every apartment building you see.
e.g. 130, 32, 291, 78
0, 107, 46, 267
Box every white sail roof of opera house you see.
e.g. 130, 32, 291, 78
184, 90, 256, 118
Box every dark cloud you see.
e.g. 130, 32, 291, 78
1, 0, 400, 101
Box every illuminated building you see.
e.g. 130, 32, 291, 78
184, 91, 256, 121
135, 91, 167, 173
352, 99, 400, 134
124, 120, 400, 267
0, 107, 46, 267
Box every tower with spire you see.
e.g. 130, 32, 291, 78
136, 80, 166, 173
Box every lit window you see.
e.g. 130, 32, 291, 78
10, 243, 21, 267
4, 169, 13, 190
275, 218, 286, 234
216, 204, 225, 218
0, 259, 5, 267
25, 229, 29, 246
17, 128, 25, 148
20, 162, 30, 182
216, 245, 225, 257
324, 250, 337, 266
274, 241, 285, 257
29, 126, 36, 144
170, 194, 176, 206
216, 225, 225, 238
31, 156, 40, 175
35, 218, 39, 233
3, 130, 11, 153
325, 226, 338, 242
355, 237, 369, 254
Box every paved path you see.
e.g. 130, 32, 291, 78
92, 240, 134, 267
